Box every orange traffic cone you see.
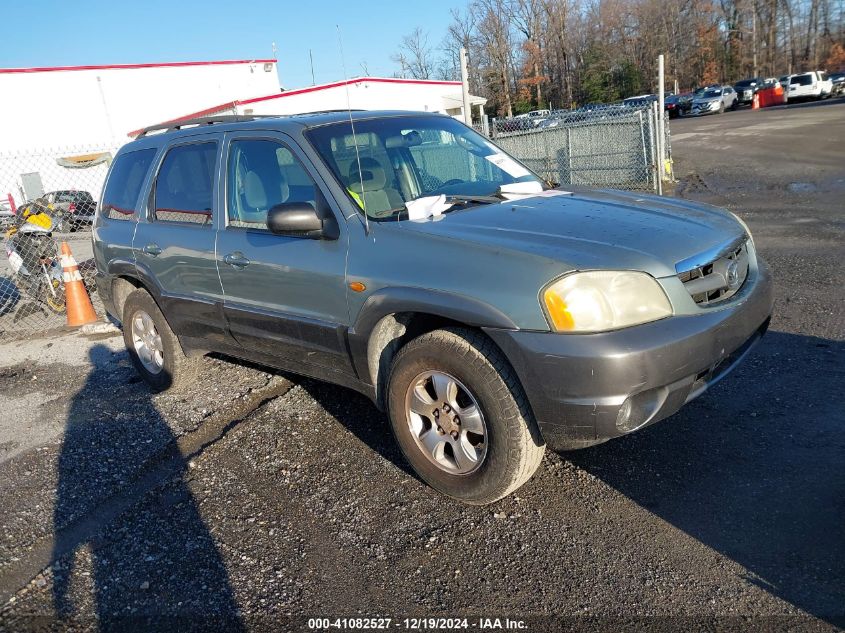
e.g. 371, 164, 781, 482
60, 242, 98, 327
752, 93, 760, 109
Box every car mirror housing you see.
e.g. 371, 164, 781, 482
266, 202, 338, 240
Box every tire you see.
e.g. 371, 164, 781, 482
122, 288, 200, 392
387, 327, 545, 505
718, 102, 725, 114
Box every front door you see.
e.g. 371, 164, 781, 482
215, 132, 351, 375
133, 136, 228, 345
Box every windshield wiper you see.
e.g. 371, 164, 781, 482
441, 194, 502, 205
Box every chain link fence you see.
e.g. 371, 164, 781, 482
1, 145, 114, 341
478, 102, 671, 193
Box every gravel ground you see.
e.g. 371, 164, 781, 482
0, 103, 842, 632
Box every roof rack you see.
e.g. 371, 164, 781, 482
136, 110, 370, 138
136, 115, 278, 137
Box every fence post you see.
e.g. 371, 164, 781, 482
651, 103, 662, 195
638, 110, 648, 190
658, 54, 666, 181
482, 115, 490, 137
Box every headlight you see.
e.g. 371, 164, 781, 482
542, 271, 673, 333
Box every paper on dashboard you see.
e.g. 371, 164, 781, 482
499, 181, 574, 201
485, 153, 531, 178
405, 195, 454, 221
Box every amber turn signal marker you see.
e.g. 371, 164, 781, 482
543, 290, 575, 331
349, 281, 367, 293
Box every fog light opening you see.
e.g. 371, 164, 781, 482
616, 387, 669, 434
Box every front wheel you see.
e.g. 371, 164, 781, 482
718, 102, 725, 114
387, 328, 545, 505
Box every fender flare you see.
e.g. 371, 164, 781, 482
347, 286, 518, 386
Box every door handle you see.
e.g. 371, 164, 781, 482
223, 252, 250, 268
143, 243, 162, 257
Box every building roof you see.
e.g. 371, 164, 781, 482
0, 58, 277, 75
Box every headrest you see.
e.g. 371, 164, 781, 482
348, 157, 387, 193
243, 171, 268, 209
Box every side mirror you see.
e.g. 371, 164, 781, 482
266, 202, 337, 240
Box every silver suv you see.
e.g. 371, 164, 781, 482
93, 112, 772, 504
692, 85, 738, 115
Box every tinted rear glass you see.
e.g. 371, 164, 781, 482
102, 148, 157, 220
153, 142, 216, 225
791, 75, 813, 86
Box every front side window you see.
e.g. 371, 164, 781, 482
153, 142, 216, 225
306, 116, 543, 219
102, 148, 157, 220
226, 139, 317, 229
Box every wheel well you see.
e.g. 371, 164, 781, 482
111, 276, 142, 321
366, 312, 487, 410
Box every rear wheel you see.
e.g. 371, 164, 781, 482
122, 289, 200, 392
387, 328, 545, 505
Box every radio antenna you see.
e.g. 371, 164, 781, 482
337, 25, 370, 236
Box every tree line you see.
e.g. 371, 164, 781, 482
392, 0, 845, 117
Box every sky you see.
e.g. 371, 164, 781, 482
0, 0, 460, 89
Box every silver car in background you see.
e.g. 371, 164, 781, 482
692, 86, 738, 115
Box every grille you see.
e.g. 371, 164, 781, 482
678, 239, 750, 306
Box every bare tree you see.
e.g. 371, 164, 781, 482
392, 28, 435, 79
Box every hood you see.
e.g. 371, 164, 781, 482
694, 97, 720, 104
396, 189, 744, 278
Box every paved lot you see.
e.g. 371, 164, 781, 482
0, 103, 843, 632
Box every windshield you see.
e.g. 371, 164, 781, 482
306, 115, 544, 219
702, 89, 722, 98
735, 80, 756, 88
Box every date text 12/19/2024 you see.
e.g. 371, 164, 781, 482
307, 617, 528, 630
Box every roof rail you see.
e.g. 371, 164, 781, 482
136, 114, 277, 137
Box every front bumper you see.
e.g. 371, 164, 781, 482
485, 258, 773, 450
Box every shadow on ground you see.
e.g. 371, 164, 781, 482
51, 344, 244, 632
568, 331, 845, 625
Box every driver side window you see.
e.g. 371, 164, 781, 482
226, 139, 317, 230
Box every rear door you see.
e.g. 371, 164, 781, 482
215, 131, 351, 374
133, 134, 228, 345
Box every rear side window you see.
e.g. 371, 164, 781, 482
153, 142, 217, 225
792, 75, 813, 86
102, 148, 157, 220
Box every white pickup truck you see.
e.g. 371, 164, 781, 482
788, 71, 833, 100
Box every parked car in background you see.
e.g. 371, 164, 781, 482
518, 109, 550, 127
691, 85, 737, 115
788, 71, 833, 100
829, 72, 845, 95
664, 93, 692, 118
42, 190, 97, 232
623, 94, 657, 108
733, 77, 762, 106
93, 111, 772, 504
